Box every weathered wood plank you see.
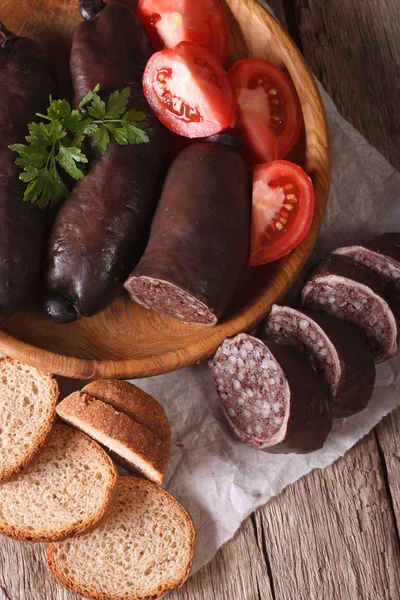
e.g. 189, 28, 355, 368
258, 433, 400, 600
169, 515, 274, 600
289, 0, 400, 170
376, 409, 400, 533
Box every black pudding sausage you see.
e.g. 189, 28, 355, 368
260, 305, 375, 418
210, 333, 332, 453
0, 24, 56, 320
124, 139, 251, 325
334, 232, 400, 291
42, 0, 169, 323
301, 254, 399, 362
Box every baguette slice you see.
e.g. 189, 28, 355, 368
57, 380, 171, 485
0, 357, 58, 482
0, 424, 117, 542
48, 477, 195, 600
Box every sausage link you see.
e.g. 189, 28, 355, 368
0, 23, 56, 320
124, 140, 251, 325
210, 334, 332, 453
42, 0, 169, 323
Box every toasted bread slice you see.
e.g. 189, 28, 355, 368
56, 380, 171, 485
48, 477, 195, 600
0, 424, 117, 542
0, 357, 58, 483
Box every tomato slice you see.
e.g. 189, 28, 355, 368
143, 41, 235, 138
249, 160, 314, 266
228, 58, 303, 163
137, 0, 230, 64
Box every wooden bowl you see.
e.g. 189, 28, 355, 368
0, 0, 330, 379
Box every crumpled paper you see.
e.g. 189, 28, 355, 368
129, 81, 400, 574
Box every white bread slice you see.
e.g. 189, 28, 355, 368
0, 357, 58, 483
56, 380, 171, 485
48, 477, 195, 600
0, 424, 118, 542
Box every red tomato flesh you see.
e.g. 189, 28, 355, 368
250, 160, 314, 266
228, 59, 303, 164
137, 0, 230, 64
143, 42, 235, 138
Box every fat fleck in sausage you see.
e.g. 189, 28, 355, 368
124, 139, 251, 325
260, 305, 375, 418
209, 333, 332, 453
0, 24, 56, 320
334, 232, 400, 290
42, 0, 169, 323
301, 254, 399, 362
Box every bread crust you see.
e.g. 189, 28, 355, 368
57, 380, 171, 485
82, 380, 171, 442
0, 424, 118, 542
0, 357, 59, 483
47, 478, 196, 600
57, 392, 170, 484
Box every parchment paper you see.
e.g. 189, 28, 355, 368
130, 82, 400, 574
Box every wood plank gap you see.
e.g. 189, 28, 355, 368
251, 513, 277, 600
279, 0, 304, 51
374, 428, 400, 546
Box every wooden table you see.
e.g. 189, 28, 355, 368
1, 1, 399, 598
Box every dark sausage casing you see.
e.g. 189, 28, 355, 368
261, 305, 375, 418
334, 232, 400, 291
210, 334, 332, 453
301, 254, 399, 362
124, 142, 251, 325
42, 1, 169, 323
0, 24, 56, 320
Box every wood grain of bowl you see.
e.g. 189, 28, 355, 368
0, 0, 331, 379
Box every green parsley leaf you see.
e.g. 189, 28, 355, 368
24, 168, 68, 209
88, 93, 106, 120
11, 84, 151, 209
78, 83, 101, 109
105, 87, 131, 119
93, 126, 110, 154
124, 108, 147, 123
56, 144, 88, 180
106, 121, 149, 145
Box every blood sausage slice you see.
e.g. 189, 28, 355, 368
301, 254, 399, 363
210, 334, 332, 454
260, 305, 375, 417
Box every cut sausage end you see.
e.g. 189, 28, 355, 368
124, 276, 217, 326
301, 274, 398, 363
263, 305, 341, 390
211, 334, 290, 449
261, 305, 375, 418
334, 245, 400, 290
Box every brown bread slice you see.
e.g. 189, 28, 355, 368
48, 477, 195, 600
0, 424, 118, 542
82, 380, 171, 441
56, 380, 171, 485
0, 357, 58, 482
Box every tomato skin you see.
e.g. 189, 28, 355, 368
228, 58, 302, 164
137, 0, 230, 64
249, 160, 314, 267
143, 42, 235, 138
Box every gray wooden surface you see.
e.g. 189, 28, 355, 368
0, 0, 399, 598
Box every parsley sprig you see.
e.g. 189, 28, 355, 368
9, 85, 150, 209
